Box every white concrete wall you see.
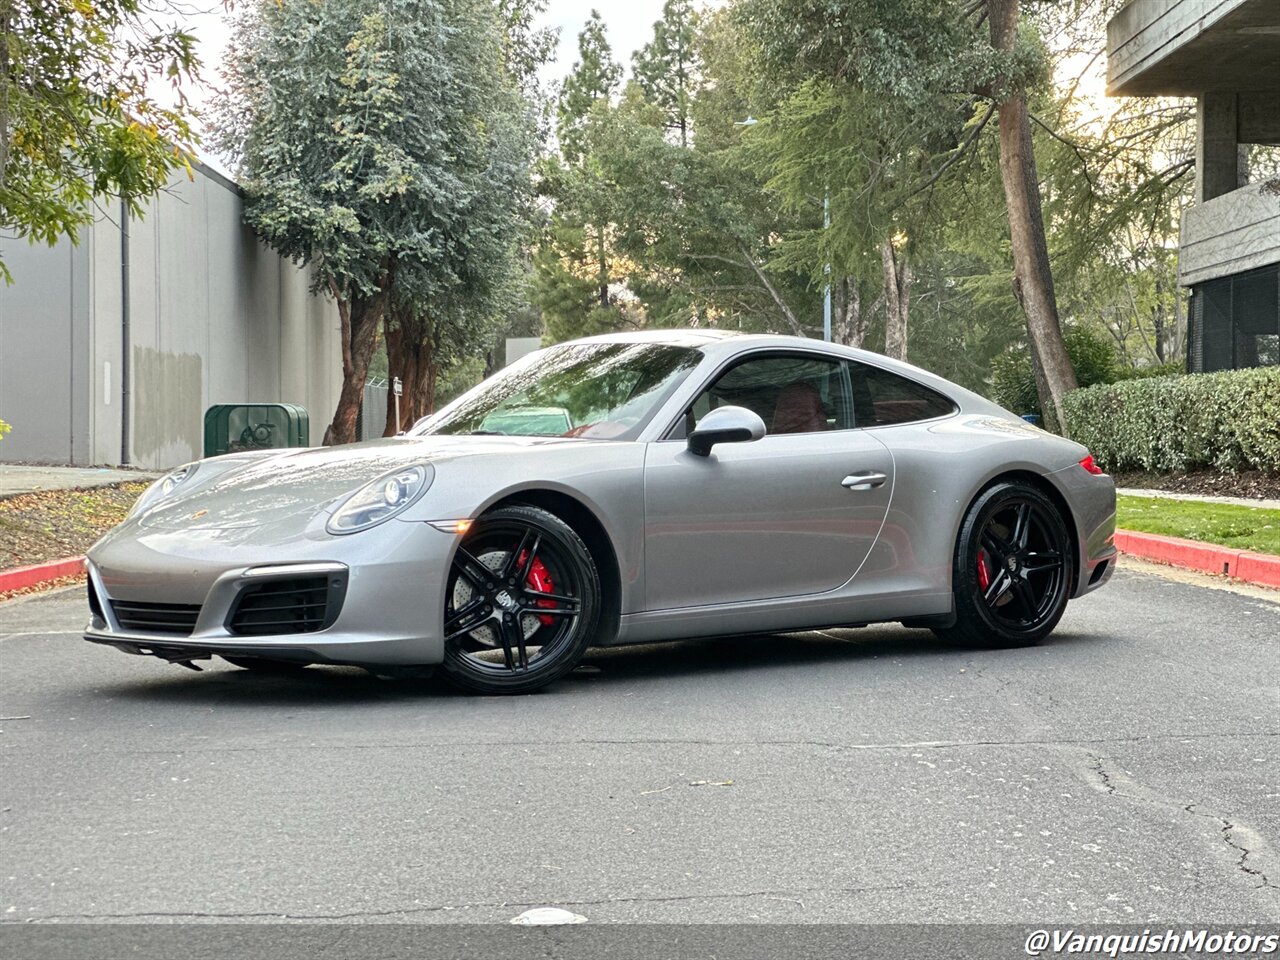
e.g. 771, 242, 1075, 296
1180, 180, 1280, 287
0, 164, 342, 469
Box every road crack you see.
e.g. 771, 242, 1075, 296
1186, 804, 1278, 892
1081, 754, 1277, 898
20, 882, 927, 922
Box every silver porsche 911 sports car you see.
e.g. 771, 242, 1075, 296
85, 331, 1116, 694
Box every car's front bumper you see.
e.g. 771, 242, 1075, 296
83, 519, 459, 667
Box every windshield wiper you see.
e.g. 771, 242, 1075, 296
468, 430, 505, 436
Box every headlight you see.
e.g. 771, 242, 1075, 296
127, 463, 199, 518
326, 464, 431, 534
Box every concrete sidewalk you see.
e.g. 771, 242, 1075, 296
0, 464, 159, 498
1117, 487, 1280, 510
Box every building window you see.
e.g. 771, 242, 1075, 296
1189, 264, 1280, 372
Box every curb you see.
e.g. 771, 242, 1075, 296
1114, 529, 1280, 589
0, 556, 85, 594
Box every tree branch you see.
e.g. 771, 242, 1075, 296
898, 100, 997, 207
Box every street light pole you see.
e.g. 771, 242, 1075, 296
823, 189, 832, 343
738, 114, 834, 342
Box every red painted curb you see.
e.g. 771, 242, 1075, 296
0, 556, 85, 594
1235, 551, 1280, 589
1114, 529, 1280, 588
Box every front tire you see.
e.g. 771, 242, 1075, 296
440, 505, 601, 695
934, 481, 1072, 649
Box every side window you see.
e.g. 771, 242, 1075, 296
850, 363, 956, 427
676, 354, 854, 438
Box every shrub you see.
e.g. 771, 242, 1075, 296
1061, 367, 1280, 473
990, 326, 1129, 417
0, 418, 9, 442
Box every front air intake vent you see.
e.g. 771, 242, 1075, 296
87, 579, 104, 622
111, 600, 202, 636
227, 576, 343, 636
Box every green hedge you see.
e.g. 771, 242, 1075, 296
1061, 367, 1280, 473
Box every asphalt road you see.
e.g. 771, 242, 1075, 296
1, 560, 1277, 928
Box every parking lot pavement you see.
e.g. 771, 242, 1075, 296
1, 561, 1277, 925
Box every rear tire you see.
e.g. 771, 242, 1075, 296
933, 481, 1072, 649
222, 656, 310, 673
440, 505, 600, 695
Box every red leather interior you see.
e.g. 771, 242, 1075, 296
771, 382, 829, 434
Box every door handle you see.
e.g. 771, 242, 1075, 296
842, 471, 887, 491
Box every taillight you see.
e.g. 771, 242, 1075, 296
1079, 454, 1104, 476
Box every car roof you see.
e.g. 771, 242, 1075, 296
571, 328, 745, 348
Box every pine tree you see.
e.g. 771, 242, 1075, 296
556, 10, 621, 162
632, 0, 701, 147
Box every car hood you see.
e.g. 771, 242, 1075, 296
136, 435, 600, 531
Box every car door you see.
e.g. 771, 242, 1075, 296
642, 352, 894, 611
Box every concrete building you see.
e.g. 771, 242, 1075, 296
1107, 0, 1280, 372
0, 163, 342, 469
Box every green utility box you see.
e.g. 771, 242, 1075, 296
203, 404, 310, 458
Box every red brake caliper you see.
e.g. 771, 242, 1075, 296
976, 548, 991, 592
517, 550, 557, 626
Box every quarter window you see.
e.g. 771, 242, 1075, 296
850, 363, 955, 426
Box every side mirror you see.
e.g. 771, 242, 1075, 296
688, 405, 767, 457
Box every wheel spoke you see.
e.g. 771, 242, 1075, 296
453, 548, 493, 591
981, 530, 1012, 565
516, 625, 529, 671
1023, 551, 1062, 575
984, 568, 1012, 605
1011, 577, 1040, 621
444, 598, 488, 641
1011, 502, 1032, 550
503, 528, 539, 582
531, 607, 577, 620
517, 534, 542, 583
528, 590, 579, 608
494, 616, 518, 670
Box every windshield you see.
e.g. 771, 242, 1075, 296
411, 342, 702, 440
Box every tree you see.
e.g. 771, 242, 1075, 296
380, 0, 540, 432
556, 10, 621, 162
535, 13, 625, 341
738, 0, 1079, 426
632, 0, 701, 147
0, 0, 202, 281
215, 0, 534, 444
987, 0, 1078, 431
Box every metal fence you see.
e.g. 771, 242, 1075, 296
1188, 262, 1280, 372
357, 382, 389, 441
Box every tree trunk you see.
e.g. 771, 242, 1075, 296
1028, 338, 1058, 431
596, 227, 609, 308
1152, 272, 1167, 363
989, 0, 1078, 434
832, 280, 851, 346
424, 349, 439, 415
323, 278, 386, 446
880, 242, 909, 361
384, 312, 440, 434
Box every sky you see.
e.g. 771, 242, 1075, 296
177, 1, 680, 176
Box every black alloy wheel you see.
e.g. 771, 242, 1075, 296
440, 505, 600, 694
935, 481, 1072, 648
